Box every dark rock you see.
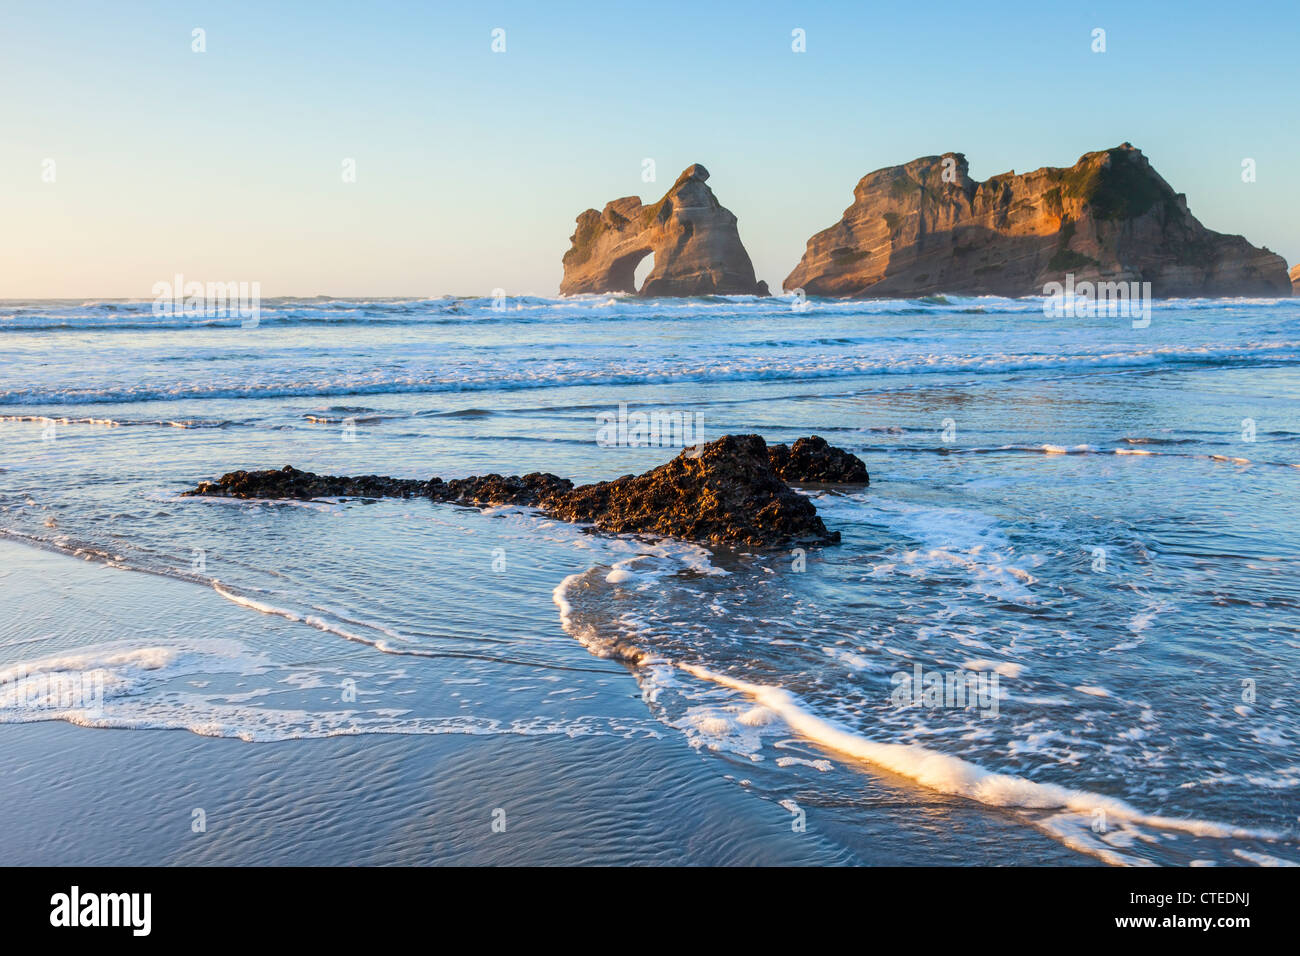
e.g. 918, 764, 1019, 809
442, 472, 574, 507
768, 435, 869, 484
185, 434, 860, 547
541, 435, 837, 547
187, 466, 570, 508
186, 466, 431, 500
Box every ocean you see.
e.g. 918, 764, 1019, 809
1, 293, 1297, 866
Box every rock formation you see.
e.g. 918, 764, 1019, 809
1291, 264, 1300, 294
784, 144, 1291, 298
768, 435, 869, 484
185, 435, 870, 547
560, 164, 768, 297
188, 467, 576, 507
545, 435, 838, 546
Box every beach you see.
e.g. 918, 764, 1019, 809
2, 294, 1298, 865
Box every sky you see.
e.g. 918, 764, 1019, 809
1, 0, 1296, 298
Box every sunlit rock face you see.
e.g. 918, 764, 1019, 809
560, 164, 768, 297
784, 144, 1291, 298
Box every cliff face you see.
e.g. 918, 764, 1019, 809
1291, 264, 1300, 294
561, 164, 768, 297
784, 144, 1291, 298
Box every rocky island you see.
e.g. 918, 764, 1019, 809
783, 144, 1291, 298
186, 434, 868, 548
560, 164, 769, 297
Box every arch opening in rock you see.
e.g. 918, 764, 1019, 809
600, 246, 652, 294
633, 251, 655, 293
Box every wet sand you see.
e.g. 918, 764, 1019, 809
0, 539, 1081, 865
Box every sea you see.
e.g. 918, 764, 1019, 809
1, 293, 1297, 866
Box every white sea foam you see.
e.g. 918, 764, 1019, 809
775, 756, 835, 772
1233, 848, 1299, 866
821, 495, 1040, 603
553, 555, 1295, 864
213, 583, 303, 621
0, 634, 660, 743
7, 332, 1300, 407
962, 659, 1025, 678
677, 662, 1284, 845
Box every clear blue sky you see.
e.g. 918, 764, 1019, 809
1, 0, 1295, 297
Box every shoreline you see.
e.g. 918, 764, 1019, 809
4, 296, 1296, 866
0, 535, 1085, 866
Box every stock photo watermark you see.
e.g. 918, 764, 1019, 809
152, 274, 261, 327
596, 402, 705, 452
1, 666, 105, 717
890, 664, 1000, 718
1042, 274, 1152, 328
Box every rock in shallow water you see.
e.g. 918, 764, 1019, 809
185, 434, 864, 547
544, 434, 838, 546
188, 467, 432, 501
434, 472, 575, 507
767, 435, 870, 484
188, 466, 572, 508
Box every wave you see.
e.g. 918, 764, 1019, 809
0, 414, 239, 429
5, 293, 1297, 333
854, 441, 1298, 470
0, 636, 655, 743
549, 537, 1299, 866
7, 340, 1300, 407
679, 663, 1280, 841
209, 580, 611, 674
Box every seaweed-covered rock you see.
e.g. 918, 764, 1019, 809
541, 434, 837, 546
187, 466, 571, 508
185, 434, 858, 547
187, 466, 431, 500
768, 435, 869, 484
440, 472, 574, 507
